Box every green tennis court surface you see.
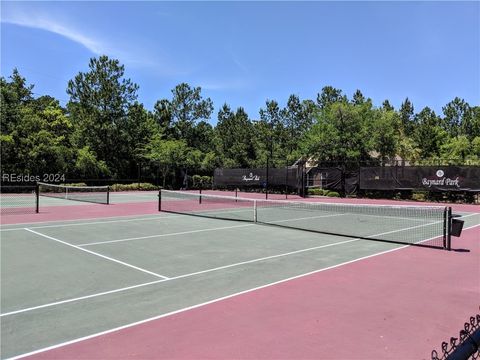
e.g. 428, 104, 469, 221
1, 207, 479, 359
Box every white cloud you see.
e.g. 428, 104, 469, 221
231, 54, 249, 75
2, 12, 104, 55
1, 9, 187, 77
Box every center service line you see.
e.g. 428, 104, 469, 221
23, 228, 170, 280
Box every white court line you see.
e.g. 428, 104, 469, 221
111, 193, 158, 197
0, 214, 181, 232
0, 279, 167, 317
2, 217, 445, 318
79, 224, 255, 246
78, 213, 345, 247
9, 222, 480, 360
23, 229, 169, 280
0, 237, 355, 318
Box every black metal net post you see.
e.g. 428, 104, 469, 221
443, 207, 446, 249
447, 207, 452, 251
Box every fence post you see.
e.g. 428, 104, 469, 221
158, 190, 162, 211
266, 158, 269, 200
285, 164, 288, 199
35, 183, 40, 213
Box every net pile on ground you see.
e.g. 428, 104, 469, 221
160, 190, 450, 249
38, 182, 109, 205
0, 186, 38, 215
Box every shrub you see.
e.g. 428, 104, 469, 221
110, 183, 159, 191
411, 191, 427, 201
191, 175, 212, 189
64, 183, 87, 187
308, 188, 323, 196
308, 188, 336, 196
325, 191, 340, 197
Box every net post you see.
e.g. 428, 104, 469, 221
447, 207, 452, 251
199, 188, 202, 204
235, 188, 238, 202
35, 183, 39, 213
107, 186, 110, 205
158, 189, 162, 212
443, 207, 447, 249
253, 200, 257, 222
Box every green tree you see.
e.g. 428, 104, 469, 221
471, 137, 480, 159
397, 137, 421, 164
280, 95, 316, 160
442, 97, 472, 138
75, 146, 110, 178
382, 100, 394, 111
259, 100, 289, 165
168, 83, 213, 145
316, 86, 346, 109
1, 69, 34, 174
370, 110, 400, 163
440, 135, 471, 162
67, 55, 139, 176
153, 99, 173, 137
1, 70, 74, 176
146, 136, 189, 187
399, 98, 415, 135
413, 107, 446, 159
301, 102, 371, 164
216, 104, 255, 167
472, 107, 480, 139
124, 103, 159, 172
351, 90, 366, 105
190, 121, 215, 154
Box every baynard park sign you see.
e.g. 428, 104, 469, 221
242, 173, 261, 182
422, 170, 461, 189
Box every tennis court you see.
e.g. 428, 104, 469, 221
1, 190, 479, 359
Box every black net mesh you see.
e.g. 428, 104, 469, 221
160, 190, 448, 249
38, 182, 109, 205
0, 186, 38, 215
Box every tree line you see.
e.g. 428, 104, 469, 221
1, 55, 479, 186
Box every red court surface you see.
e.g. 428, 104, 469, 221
23, 223, 479, 360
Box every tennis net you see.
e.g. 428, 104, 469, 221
159, 190, 451, 249
0, 185, 39, 215
38, 182, 110, 205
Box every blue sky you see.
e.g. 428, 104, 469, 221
1, 1, 479, 124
